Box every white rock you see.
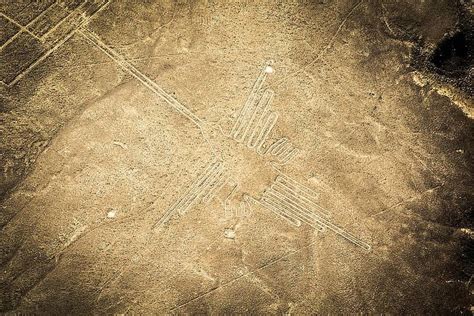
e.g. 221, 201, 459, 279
224, 228, 236, 239
264, 65, 274, 74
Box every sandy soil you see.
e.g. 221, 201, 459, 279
0, 0, 473, 314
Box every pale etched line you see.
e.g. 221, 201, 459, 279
170, 239, 319, 312
242, 194, 254, 214
5, 0, 111, 86
176, 161, 222, 213
274, 141, 292, 157
3, 28, 75, 86
28, 3, 70, 40
276, 144, 292, 162
175, 161, 222, 215
36, 0, 87, 41
259, 197, 302, 227
267, 187, 371, 250
57, 0, 87, 10
256, 112, 279, 155
273, 177, 330, 218
224, 183, 238, 207
278, 147, 300, 165
79, 28, 203, 127
152, 161, 221, 230
260, 191, 310, 225
242, 89, 274, 146
79, 0, 111, 21
234, 93, 259, 142
238, 200, 248, 215
262, 196, 325, 232
201, 171, 227, 203
264, 189, 325, 231
268, 138, 287, 155
276, 174, 321, 207
224, 182, 245, 216
231, 60, 271, 139
64, 0, 109, 36
155, 164, 215, 228
271, 181, 330, 219
25, 1, 57, 28
200, 168, 224, 201
191, 163, 224, 210
262, 192, 325, 231
0, 29, 21, 50
272, 186, 330, 219
231, 60, 273, 139
0, 1, 56, 50
0, 12, 41, 40
247, 90, 273, 148
273, 0, 364, 88
267, 138, 300, 165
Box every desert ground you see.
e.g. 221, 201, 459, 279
0, 0, 473, 314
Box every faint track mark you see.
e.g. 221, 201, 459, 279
170, 240, 319, 312
274, 0, 365, 88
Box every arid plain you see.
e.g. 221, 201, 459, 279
0, 0, 473, 314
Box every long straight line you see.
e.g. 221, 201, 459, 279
0, 12, 41, 40
270, 188, 370, 250
271, 183, 328, 219
152, 160, 221, 230
0, 1, 56, 49
255, 112, 278, 153
232, 60, 273, 139
262, 194, 319, 228
3, 0, 112, 86
276, 175, 320, 203
171, 239, 319, 311
272, 181, 330, 218
264, 190, 325, 230
259, 198, 302, 227
38, 2, 81, 40
202, 172, 226, 203
78, 27, 203, 128
246, 89, 274, 147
